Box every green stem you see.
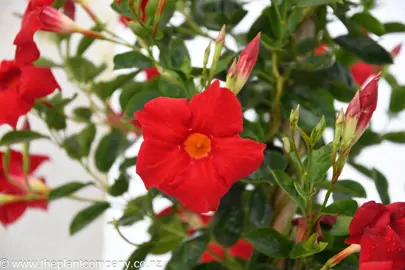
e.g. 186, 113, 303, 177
67, 194, 105, 204
113, 220, 140, 247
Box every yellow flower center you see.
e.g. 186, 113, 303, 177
184, 133, 211, 159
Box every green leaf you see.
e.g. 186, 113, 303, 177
249, 187, 272, 228
292, 0, 341, 7
192, 262, 226, 270
111, 0, 135, 19
76, 24, 104, 56
108, 173, 129, 197
330, 216, 352, 236
271, 170, 305, 209
290, 233, 328, 258
170, 39, 191, 74
114, 51, 153, 70
317, 180, 367, 198
371, 168, 390, 205
65, 56, 106, 82
124, 91, 161, 117
310, 116, 326, 146
389, 86, 405, 113
351, 12, 385, 36
323, 200, 358, 216
118, 196, 152, 226
244, 228, 292, 258
334, 35, 393, 64
382, 132, 405, 143
293, 53, 336, 72
248, 150, 288, 184
212, 183, 245, 247
73, 107, 92, 122
48, 182, 93, 201
307, 144, 333, 183
0, 131, 48, 146
34, 57, 60, 68
93, 72, 138, 100
124, 242, 155, 270
384, 22, 405, 34
63, 124, 96, 159
166, 232, 210, 270
95, 129, 124, 172
70, 202, 110, 235
151, 219, 187, 255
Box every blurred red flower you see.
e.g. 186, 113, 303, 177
135, 80, 265, 213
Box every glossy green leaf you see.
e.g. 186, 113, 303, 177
70, 202, 110, 235
34, 57, 60, 68
293, 54, 335, 72
317, 180, 367, 198
124, 242, 155, 270
249, 187, 272, 228
73, 107, 92, 122
0, 131, 48, 146
124, 91, 161, 117
307, 144, 333, 183
212, 183, 245, 247
248, 150, 288, 184
64, 124, 96, 159
330, 216, 352, 236
95, 129, 124, 172
108, 173, 129, 197
114, 51, 153, 70
292, 0, 341, 7
322, 200, 358, 216
93, 72, 138, 100
371, 168, 390, 205
310, 116, 326, 146
76, 24, 104, 56
151, 219, 187, 255
65, 56, 106, 82
384, 22, 405, 33
290, 233, 328, 258
382, 132, 405, 143
48, 182, 93, 201
351, 12, 385, 36
272, 170, 305, 209
111, 0, 135, 19
334, 35, 393, 64
118, 195, 152, 226
245, 228, 292, 258
389, 86, 405, 113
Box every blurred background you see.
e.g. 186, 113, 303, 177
0, 0, 405, 269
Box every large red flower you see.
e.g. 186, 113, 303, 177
0, 60, 59, 128
0, 150, 49, 226
346, 201, 405, 270
135, 81, 265, 213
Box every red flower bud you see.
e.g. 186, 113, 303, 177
39, 6, 81, 33
63, 0, 76, 20
236, 33, 260, 82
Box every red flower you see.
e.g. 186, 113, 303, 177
0, 60, 59, 128
145, 67, 160, 81
346, 201, 405, 270
202, 240, 254, 263
0, 150, 49, 226
63, 0, 76, 20
14, 0, 81, 65
135, 81, 265, 213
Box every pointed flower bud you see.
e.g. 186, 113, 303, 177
290, 105, 300, 126
39, 6, 82, 33
226, 59, 237, 91
391, 44, 402, 58
282, 137, 291, 154
232, 33, 261, 94
333, 108, 345, 148
216, 25, 226, 45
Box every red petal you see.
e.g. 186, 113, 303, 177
346, 201, 389, 244
387, 202, 405, 239
27, 198, 48, 210
357, 74, 379, 130
20, 66, 59, 101
63, 0, 76, 20
135, 97, 191, 146
211, 135, 265, 186
350, 62, 375, 86
0, 89, 33, 128
360, 261, 393, 270
188, 81, 243, 137
29, 0, 54, 8
161, 158, 228, 213
145, 67, 160, 81
140, 0, 149, 22
201, 244, 225, 262
0, 202, 27, 227
315, 44, 328, 55
136, 141, 190, 189
0, 150, 49, 176
391, 44, 402, 59
229, 239, 254, 260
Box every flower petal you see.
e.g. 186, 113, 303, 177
211, 135, 265, 186
20, 66, 59, 101
350, 62, 375, 86
360, 261, 393, 270
188, 81, 243, 137
387, 202, 405, 239
0, 202, 27, 227
136, 141, 190, 189
0, 150, 49, 176
161, 158, 229, 213
0, 90, 33, 128
134, 97, 191, 146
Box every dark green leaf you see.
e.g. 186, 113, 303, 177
193, 262, 226, 270
330, 216, 352, 236
76, 24, 104, 56
389, 86, 405, 113
73, 107, 92, 122
245, 228, 292, 258
323, 200, 358, 216
351, 12, 385, 36
292, 0, 340, 7
124, 242, 155, 270
310, 116, 326, 146
290, 233, 328, 258
166, 232, 210, 270
317, 180, 367, 198
70, 202, 110, 235
170, 39, 191, 74
271, 170, 305, 209
108, 173, 129, 197
111, 0, 135, 19
93, 72, 138, 100
34, 57, 60, 68
293, 54, 335, 72
384, 22, 405, 34
371, 168, 390, 204
212, 183, 245, 247
64, 124, 96, 159
65, 56, 106, 82
307, 144, 333, 183
382, 132, 405, 143
48, 182, 93, 201
124, 91, 161, 117
114, 51, 153, 70
95, 129, 124, 172
248, 150, 288, 183
118, 196, 152, 226
249, 187, 272, 228
334, 35, 393, 64
151, 219, 187, 254
0, 131, 48, 146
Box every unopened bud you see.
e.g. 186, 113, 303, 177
216, 25, 226, 45
333, 108, 345, 149
391, 44, 402, 59
282, 137, 291, 153
39, 6, 81, 33
226, 59, 237, 92
290, 105, 300, 126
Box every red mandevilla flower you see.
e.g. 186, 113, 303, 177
0, 60, 59, 128
144, 67, 160, 81
0, 150, 49, 226
346, 201, 405, 270
135, 81, 265, 213
14, 0, 82, 65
